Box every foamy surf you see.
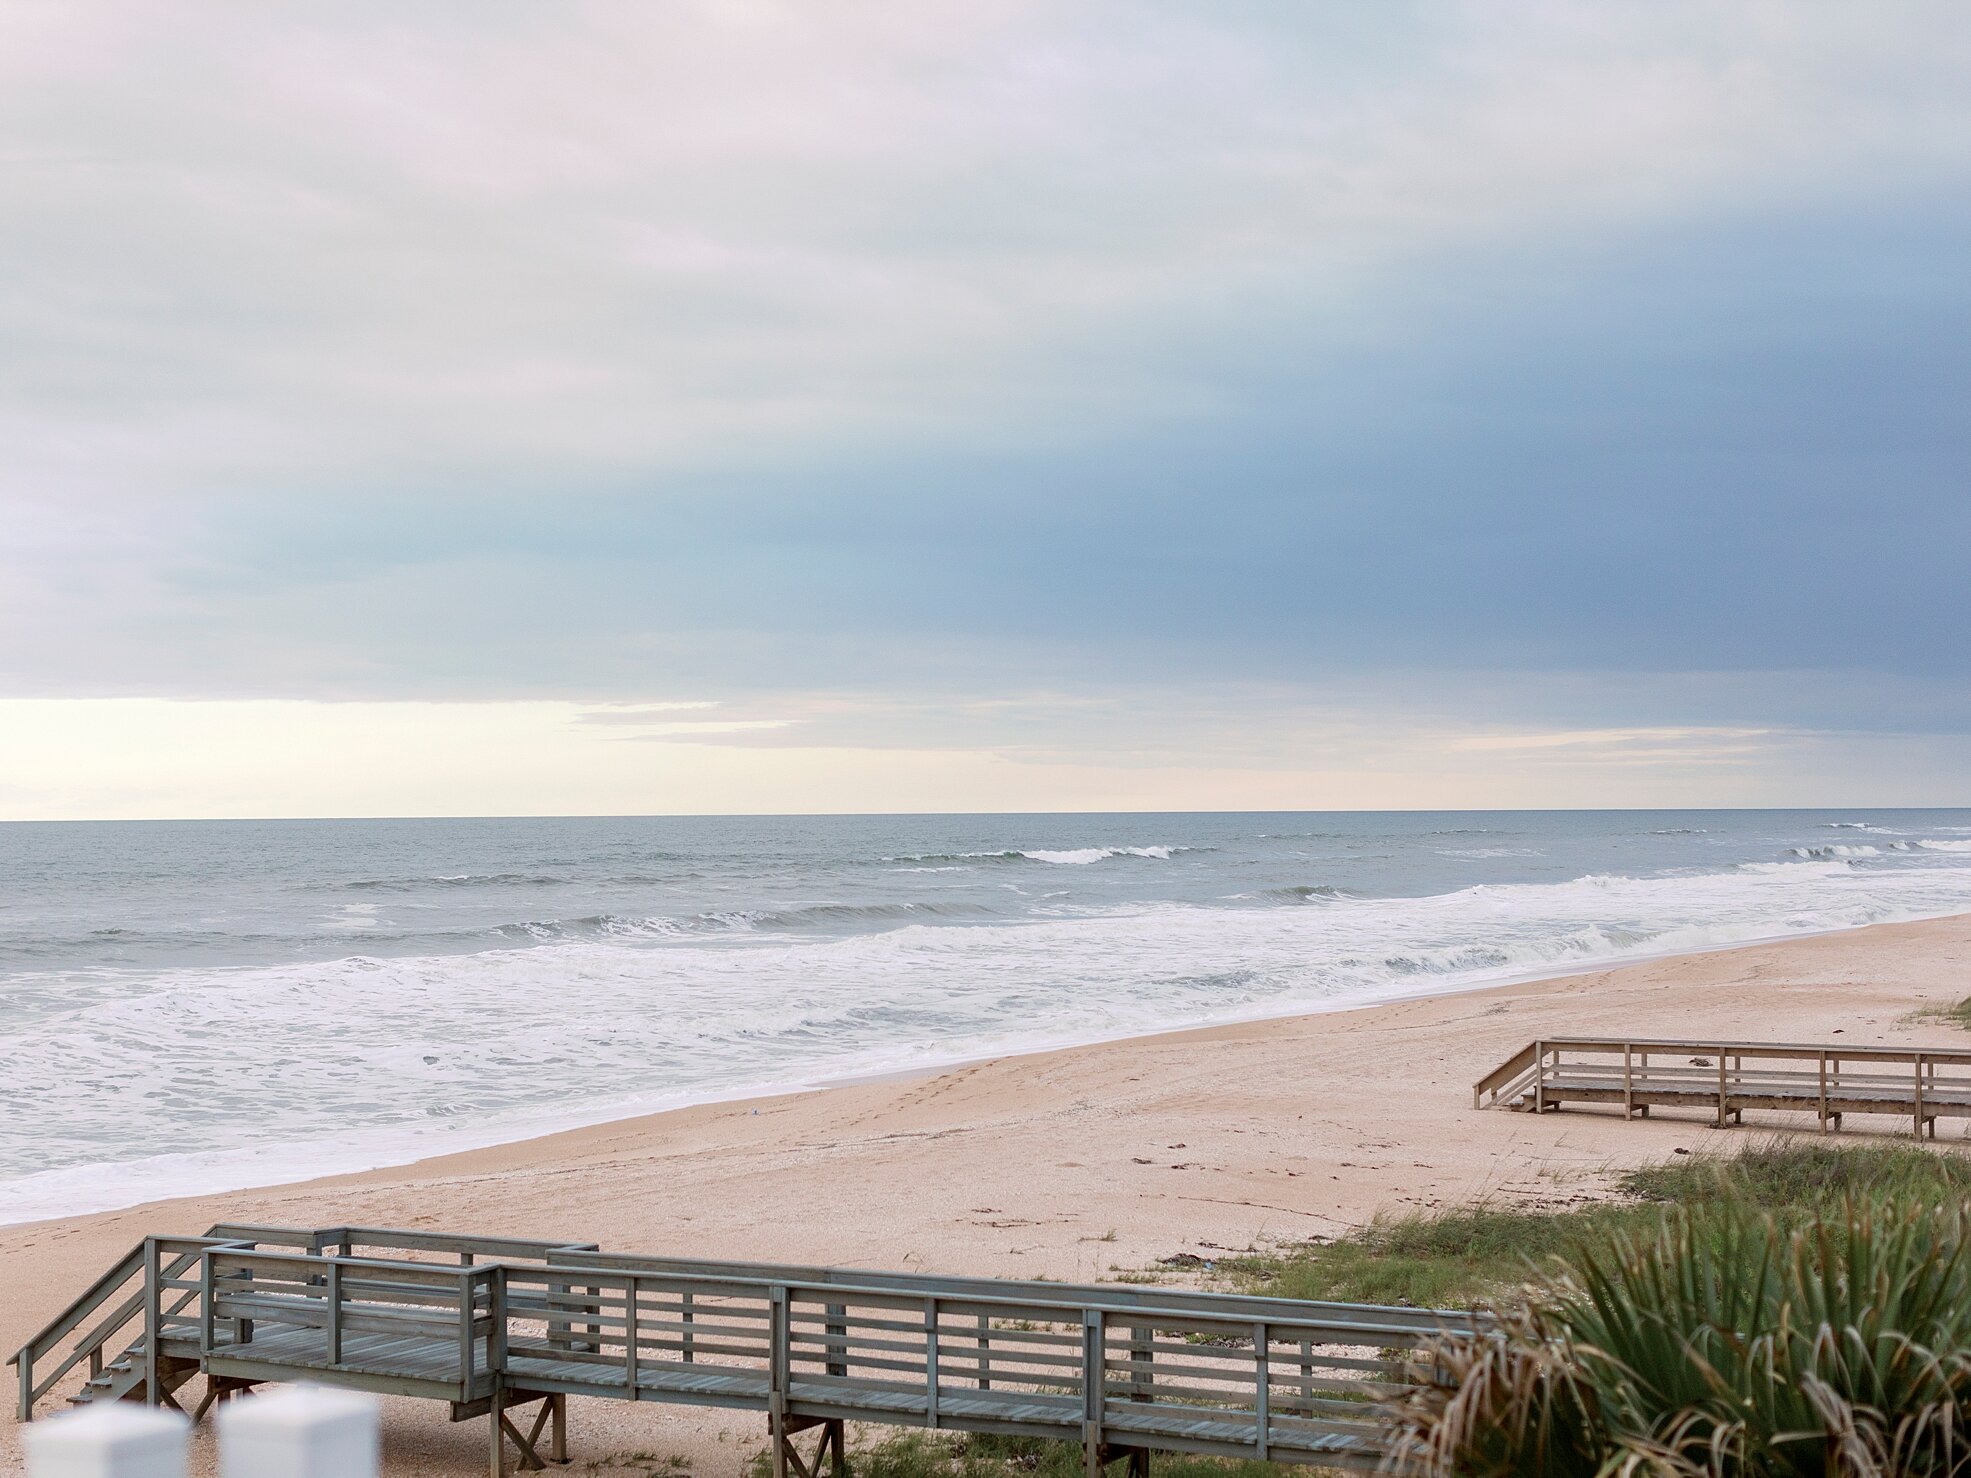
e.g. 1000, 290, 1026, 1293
4, 810, 1971, 1225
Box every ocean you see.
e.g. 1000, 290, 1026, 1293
5, 808, 1971, 1226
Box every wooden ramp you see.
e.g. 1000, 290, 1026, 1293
1474, 1036, 1971, 1135
10, 1224, 1478, 1477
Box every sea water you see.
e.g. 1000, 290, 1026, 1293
4, 808, 1971, 1225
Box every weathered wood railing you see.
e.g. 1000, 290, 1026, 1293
490, 1262, 1438, 1470
204, 1223, 602, 1265
14, 1225, 1476, 1475
199, 1248, 503, 1404
1475, 1036, 1971, 1135
545, 1249, 1460, 1335
10, 1235, 247, 1423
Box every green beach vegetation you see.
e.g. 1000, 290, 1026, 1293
1219, 1139, 1971, 1310
1913, 996, 1971, 1032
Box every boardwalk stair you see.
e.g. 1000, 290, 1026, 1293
68, 1346, 150, 1408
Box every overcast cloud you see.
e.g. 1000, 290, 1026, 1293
3, 2, 1969, 811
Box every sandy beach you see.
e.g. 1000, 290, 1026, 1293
6, 913, 1970, 1475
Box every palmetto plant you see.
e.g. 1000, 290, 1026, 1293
1383, 1202, 1971, 1478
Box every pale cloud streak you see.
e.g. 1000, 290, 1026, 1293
3, 695, 1957, 821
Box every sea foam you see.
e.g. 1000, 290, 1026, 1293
7, 842, 1971, 1226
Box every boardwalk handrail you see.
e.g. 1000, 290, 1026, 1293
1474, 1036, 1971, 1136
1488, 1035, 1971, 1061
8, 1235, 249, 1423
197, 1223, 1463, 1334
526, 1261, 1453, 1342
1470, 1040, 1540, 1109
204, 1223, 601, 1263
19, 1225, 1482, 1474
547, 1249, 1462, 1336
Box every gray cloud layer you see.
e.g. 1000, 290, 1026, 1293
4, 2, 1970, 781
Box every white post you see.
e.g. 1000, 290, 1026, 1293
23, 1406, 188, 1478
218, 1386, 381, 1478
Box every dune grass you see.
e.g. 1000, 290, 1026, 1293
1914, 995, 1971, 1030
1216, 1138, 1971, 1309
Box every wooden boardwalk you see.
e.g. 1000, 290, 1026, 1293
1475, 1036, 1971, 1135
10, 1223, 1477, 1477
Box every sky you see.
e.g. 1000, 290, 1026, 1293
2, 1, 1969, 818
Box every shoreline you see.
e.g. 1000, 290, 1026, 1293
7, 912, 1971, 1475
8, 902, 1969, 1231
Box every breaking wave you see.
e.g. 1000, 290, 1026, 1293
883, 845, 1195, 866
497, 899, 1009, 942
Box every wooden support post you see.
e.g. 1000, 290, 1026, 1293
486, 1394, 554, 1475
1819, 1051, 1829, 1134
1623, 1043, 1633, 1118
1916, 1054, 1926, 1139
825, 1302, 848, 1379
544, 1276, 565, 1354
1082, 1310, 1104, 1478
625, 1278, 640, 1393
199, 1253, 216, 1356
460, 1277, 477, 1392
769, 1288, 791, 1478
189, 1377, 252, 1426
551, 1394, 568, 1466
1252, 1322, 1270, 1462
489, 1379, 506, 1478
237, 1253, 254, 1347
326, 1260, 343, 1365
1717, 1052, 1728, 1128
1533, 1040, 1545, 1114
506, 1400, 553, 1472
976, 1313, 991, 1391
143, 1239, 161, 1408
923, 1298, 941, 1430
489, 1271, 506, 1380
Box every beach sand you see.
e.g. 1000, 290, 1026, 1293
6, 913, 1970, 1475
